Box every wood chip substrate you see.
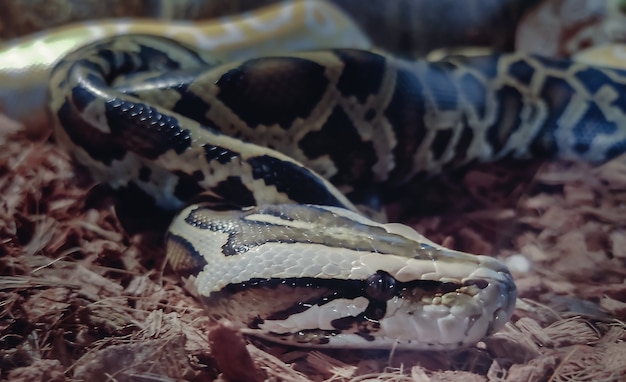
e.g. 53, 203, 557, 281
1, 114, 625, 381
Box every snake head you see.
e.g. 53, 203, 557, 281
167, 203, 516, 350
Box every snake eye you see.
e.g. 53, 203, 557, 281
365, 271, 397, 302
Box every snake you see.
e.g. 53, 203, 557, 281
7, 0, 626, 349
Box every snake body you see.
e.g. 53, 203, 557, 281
15, 1, 624, 349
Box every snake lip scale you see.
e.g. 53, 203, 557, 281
38, 1, 626, 348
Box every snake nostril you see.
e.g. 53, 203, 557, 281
364, 270, 397, 302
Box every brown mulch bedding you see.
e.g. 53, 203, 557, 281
1, 114, 625, 382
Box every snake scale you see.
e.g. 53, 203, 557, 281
5, 1, 626, 349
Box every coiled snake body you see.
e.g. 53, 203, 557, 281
42, 3, 626, 349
